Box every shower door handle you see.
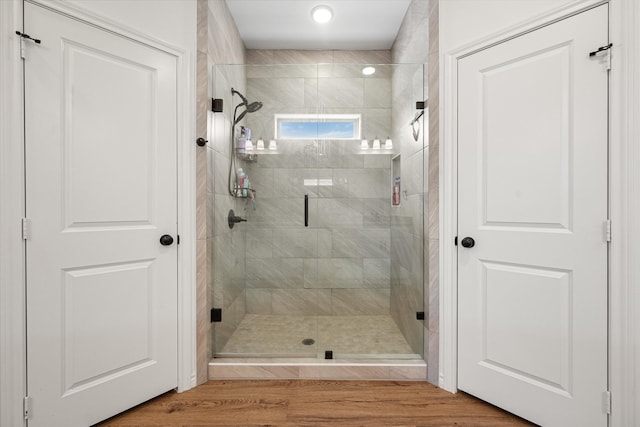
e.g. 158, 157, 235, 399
304, 194, 309, 227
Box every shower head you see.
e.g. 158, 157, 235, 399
231, 88, 263, 125
232, 88, 262, 112
246, 101, 263, 113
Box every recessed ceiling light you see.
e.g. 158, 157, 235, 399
312, 5, 333, 24
362, 66, 376, 76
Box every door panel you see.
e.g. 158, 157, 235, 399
481, 261, 572, 393
24, 3, 178, 426
458, 5, 608, 427
63, 40, 157, 227
482, 43, 572, 229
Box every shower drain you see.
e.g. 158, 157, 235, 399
302, 338, 315, 345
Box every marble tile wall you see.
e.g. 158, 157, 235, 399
204, 0, 248, 363
195, 0, 209, 385
390, 0, 431, 368
426, 0, 440, 385
238, 50, 395, 319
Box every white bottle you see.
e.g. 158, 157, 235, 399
236, 127, 246, 154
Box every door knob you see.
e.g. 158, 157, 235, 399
159, 234, 174, 246
461, 237, 475, 248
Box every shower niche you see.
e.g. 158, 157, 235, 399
209, 62, 427, 361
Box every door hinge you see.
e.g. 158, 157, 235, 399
603, 390, 611, 414
22, 218, 31, 240
589, 43, 612, 70
19, 37, 25, 59
177, 234, 180, 245
605, 219, 611, 242
23, 396, 32, 420
210, 308, 222, 323
454, 236, 458, 246
589, 43, 612, 57
15, 31, 41, 60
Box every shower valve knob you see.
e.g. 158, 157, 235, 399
159, 234, 174, 246
228, 209, 247, 229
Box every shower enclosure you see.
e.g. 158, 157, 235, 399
209, 62, 426, 360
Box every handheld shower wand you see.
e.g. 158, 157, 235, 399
228, 88, 264, 197
231, 88, 263, 124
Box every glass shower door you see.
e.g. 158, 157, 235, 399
211, 63, 425, 360
213, 63, 323, 357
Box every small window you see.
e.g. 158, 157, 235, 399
275, 114, 361, 140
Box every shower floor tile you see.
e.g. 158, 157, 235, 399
217, 314, 417, 358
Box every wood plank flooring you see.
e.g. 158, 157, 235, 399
96, 380, 534, 427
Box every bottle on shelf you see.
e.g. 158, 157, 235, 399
236, 168, 246, 197
236, 126, 246, 154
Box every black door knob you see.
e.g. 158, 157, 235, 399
159, 234, 174, 246
461, 237, 475, 248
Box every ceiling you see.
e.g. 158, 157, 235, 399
225, 0, 412, 50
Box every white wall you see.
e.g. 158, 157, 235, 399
63, 0, 197, 51
609, 0, 640, 424
0, 2, 26, 426
439, 0, 576, 53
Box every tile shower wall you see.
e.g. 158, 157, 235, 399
391, 0, 430, 358
426, 0, 439, 384
205, 0, 247, 356
196, 0, 208, 385
242, 50, 395, 318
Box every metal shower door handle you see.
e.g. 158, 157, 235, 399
304, 194, 309, 227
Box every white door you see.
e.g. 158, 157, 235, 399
457, 5, 608, 427
24, 3, 178, 426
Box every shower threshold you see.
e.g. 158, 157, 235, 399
209, 315, 427, 381
208, 357, 427, 381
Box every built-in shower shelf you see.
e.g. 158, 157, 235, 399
246, 150, 279, 155
392, 154, 401, 207
358, 150, 395, 155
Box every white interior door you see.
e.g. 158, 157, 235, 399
457, 5, 608, 427
24, 3, 178, 426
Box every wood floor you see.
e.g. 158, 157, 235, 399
96, 380, 534, 427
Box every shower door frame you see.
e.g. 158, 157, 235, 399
212, 62, 427, 361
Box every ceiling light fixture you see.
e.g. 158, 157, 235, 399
362, 66, 376, 76
312, 5, 333, 24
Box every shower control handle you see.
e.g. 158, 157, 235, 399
461, 237, 475, 248
159, 234, 174, 246
228, 209, 246, 229
304, 194, 309, 227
